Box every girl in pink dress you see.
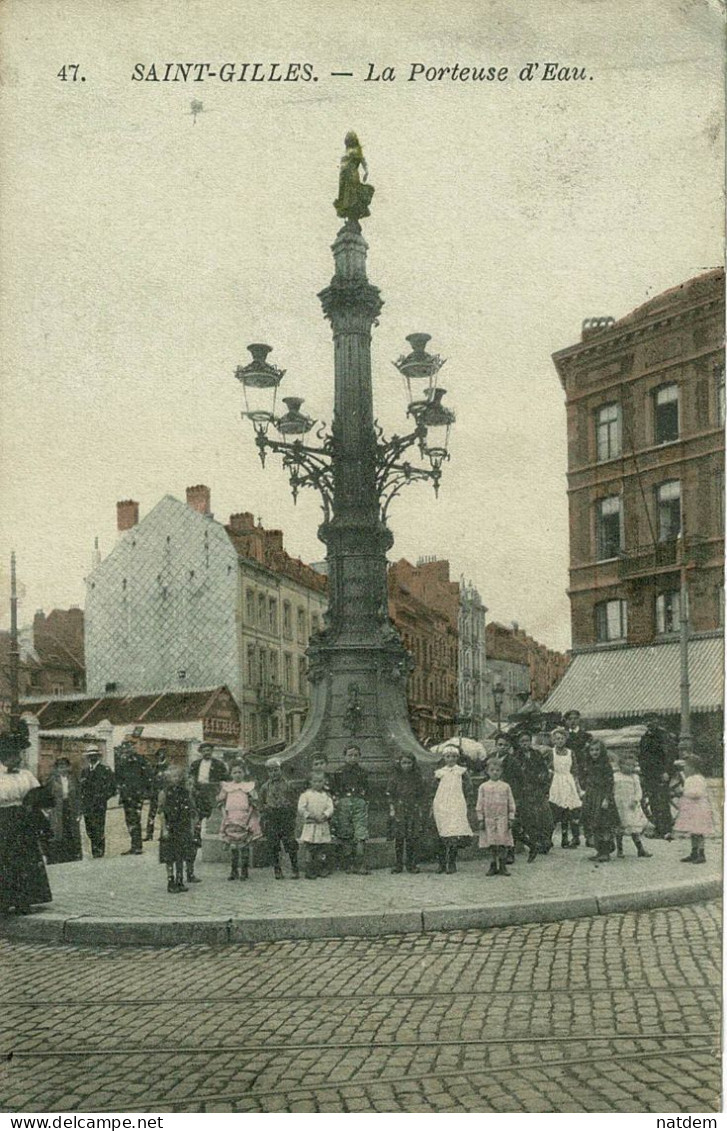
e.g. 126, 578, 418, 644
217, 762, 262, 881
674, 756, 714, 865
476, 758, 516, 877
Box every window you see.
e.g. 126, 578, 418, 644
716, 362, 725, 426
655, 590, 681, 635
297, 607, 307, 642
298, 656, 307, 693
268, 598, 278, 633
717, 587, 725, 628
282, 601, 292, 638
245, 588, 255, 623
716, 467, 724, 534
596, 599, 628, 643
257, 593, 266, 626
246, 644, 256, 686
653, 383, 679, 445
596, 402, 621, 461
596, 495, 623, 560
269, 651, 279, 684
656, 480, 681, 541
283, 652, 293, 691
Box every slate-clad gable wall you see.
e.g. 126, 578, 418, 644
85, 496, 241, 704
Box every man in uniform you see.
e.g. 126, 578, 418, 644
115, 739, 152, 855
79, 746, 116, 858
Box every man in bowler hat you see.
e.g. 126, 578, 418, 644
79, 746, 116, 858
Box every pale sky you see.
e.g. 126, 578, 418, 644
0, 0, 723, 651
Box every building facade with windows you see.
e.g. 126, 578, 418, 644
387, 558, 459, 745
458, 580, 488, 740
544, 271, 724, 765
553, 270, 724, 649
85, 486, 327, 752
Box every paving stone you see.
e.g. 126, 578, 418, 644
0, 901, 720, 1113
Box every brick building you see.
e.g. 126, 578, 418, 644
387, 558, 459, 744
484, 622, 531, 721
515, 626, 570, 706
31, 608, 86, 695
85, 486, 327, 752
0, 608, 85, 731
483, 622, 569, 721
544, 270, 724, 765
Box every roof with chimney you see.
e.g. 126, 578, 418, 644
224, 511, 327, 593
110, 485, 326, 595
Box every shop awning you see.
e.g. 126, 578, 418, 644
543, 634, 724, 719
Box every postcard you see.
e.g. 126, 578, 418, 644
0, 0, 723, 1118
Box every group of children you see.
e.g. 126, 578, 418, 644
156, 733, 714, 892
470, 728, 714, 874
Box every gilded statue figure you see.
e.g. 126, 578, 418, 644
334, 131, 375, 222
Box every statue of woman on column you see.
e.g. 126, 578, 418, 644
334, 131, 375, 223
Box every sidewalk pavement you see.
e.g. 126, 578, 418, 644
1, 832, 721, 946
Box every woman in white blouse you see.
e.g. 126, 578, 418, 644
0, 737, 52, 915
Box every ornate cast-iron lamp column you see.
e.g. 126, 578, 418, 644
235, 137, 455, 805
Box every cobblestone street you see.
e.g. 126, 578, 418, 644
0, 901, 720, 1113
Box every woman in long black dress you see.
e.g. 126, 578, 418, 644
0, 737, 53, 915
46, 757, 83, 863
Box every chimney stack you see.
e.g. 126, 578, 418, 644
265, 530, 284, 555
228, 512, 255, 533
186, 484, 211, 515
117, 500, 140, 532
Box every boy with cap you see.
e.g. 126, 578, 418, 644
333, 744, 371, 875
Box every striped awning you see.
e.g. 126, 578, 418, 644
543, 634, 724, 719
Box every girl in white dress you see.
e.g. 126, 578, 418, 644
613, 751, 651, 858
548, 727, 582, 849
432, 748, 473, 874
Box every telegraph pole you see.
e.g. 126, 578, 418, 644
9, 552, 20, 734
678, 533, 692, 755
